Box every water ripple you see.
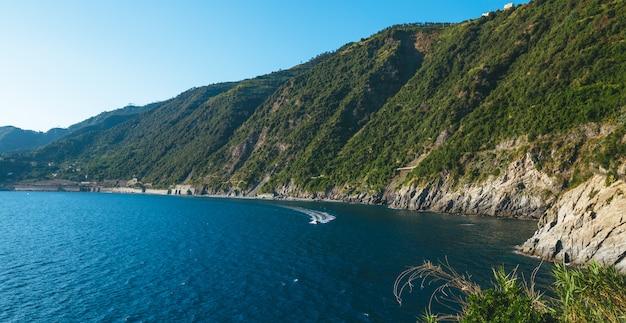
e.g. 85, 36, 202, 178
282, 205, 336, 224
0, 192, 549, 322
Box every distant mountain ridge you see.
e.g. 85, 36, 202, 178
0, 126, 68, 154
2, 0, 626, 269
0, 104, 154, 154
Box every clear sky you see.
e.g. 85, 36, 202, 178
0, 0, 529, 132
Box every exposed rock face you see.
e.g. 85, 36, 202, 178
388, 153, 559, 219
257, 153, 560, 219
518, 175, 626, 272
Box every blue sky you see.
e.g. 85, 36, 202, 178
0, 1, 529, 132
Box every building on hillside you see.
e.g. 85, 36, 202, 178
504, 2, 514, 10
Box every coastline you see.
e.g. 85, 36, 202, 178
7, 174, 626, 272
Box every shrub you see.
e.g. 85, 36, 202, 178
552, 262, 626, 322
395, 260, 626, 322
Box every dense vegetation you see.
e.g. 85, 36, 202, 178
2, 0, 625, 198
395, 260, 626, 322
196, 25, 435, 193
3, 67, 311, 186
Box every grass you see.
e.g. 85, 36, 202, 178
552, 262, 626, 322
395, 259, 626, 322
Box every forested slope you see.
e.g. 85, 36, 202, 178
196, 25, 435, 194
192, 0, 626, 201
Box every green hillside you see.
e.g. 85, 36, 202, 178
318, 0, 626, 192
3, 0, 625, 202
8, 64, 315, 185
0, 103, 159, 155
196, 0, 626, 196
197, 25, 438, 193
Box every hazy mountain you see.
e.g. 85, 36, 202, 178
0, 126, 69, 154
0, 104, 156, 154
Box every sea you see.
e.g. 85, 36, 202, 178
0, 192, 551, 322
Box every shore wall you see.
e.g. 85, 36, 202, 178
11, 183, 195, 196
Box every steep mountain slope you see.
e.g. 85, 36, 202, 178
67, 104, 154, 132
196, 25, 436, 194
192, 0, 625, 207
21, 64, 314, 185
348, 0, 626, 217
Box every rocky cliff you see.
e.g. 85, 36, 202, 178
245, 151, 559, 219
260, 150, 626, 272
518, 175, 626, 272
387, 153, 560, 218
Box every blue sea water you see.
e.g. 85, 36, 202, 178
0, 192, 550, 322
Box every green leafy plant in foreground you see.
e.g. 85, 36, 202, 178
552, 262, 626, 323
395, 259, 626, 322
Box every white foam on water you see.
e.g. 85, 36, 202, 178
283, 206, 336, 224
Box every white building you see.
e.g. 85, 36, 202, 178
504, 2, 514, 10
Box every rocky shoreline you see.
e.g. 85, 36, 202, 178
386, 153, 559, 219
245, 154, 626, 272
518, 175, 626, 272
6, 155, 626, 272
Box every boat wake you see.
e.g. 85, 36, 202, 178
284, 206, 336, 224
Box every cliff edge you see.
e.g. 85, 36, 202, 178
388, 153, 560, 219
519, 175, 626, 272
